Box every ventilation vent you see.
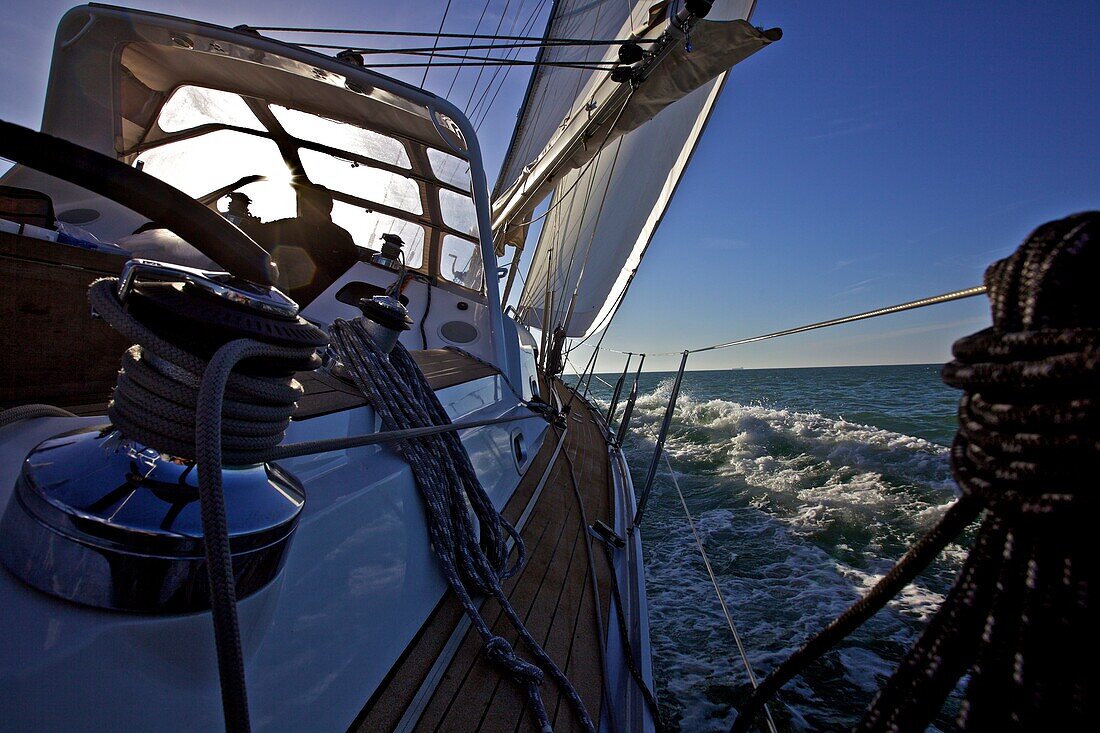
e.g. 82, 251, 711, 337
439, 320, 478, 344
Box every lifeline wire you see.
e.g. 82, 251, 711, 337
571, 285, 989, 357
663, 453, 778, 733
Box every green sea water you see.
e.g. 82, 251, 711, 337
586, 364, 967, 731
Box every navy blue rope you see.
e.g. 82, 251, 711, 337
329, 318, 595, 732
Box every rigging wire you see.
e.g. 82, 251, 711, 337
420, 0, 453, 86
301, 39, 646, 54
443, 0, 494, 99
469, 0, 550, 129
695, 285, 989, 353
591, 373, 616, 391
490, 0, 562, 181
375, 45, 618, 65
569, 285, 989, 357
498, 20, 638, 232
368, 59, 614, 71
246, 26, 657, 44
462, 0, 519, 115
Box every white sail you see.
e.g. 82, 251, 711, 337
517, 75, 725, 337
493, 0, 646, 202
508, 0, 778, 338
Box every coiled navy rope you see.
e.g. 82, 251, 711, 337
857, 211, 1098, 731
732, 211, 1098, 733
329, 318, 595, 733
88, 280, 311, 466
87, 278, 320, 733
0, 404, 76, 428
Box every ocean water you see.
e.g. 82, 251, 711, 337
584, 364, 969, 732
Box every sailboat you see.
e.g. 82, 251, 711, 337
1, 1, 1092, 732
0, 1, 780, 730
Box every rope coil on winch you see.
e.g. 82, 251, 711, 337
85, 278, 327, 733
730, 211, 1098, 733
88, 280, 312, 465
328, 317, 596, 733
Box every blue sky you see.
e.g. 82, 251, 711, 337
2, 1, 1097, 372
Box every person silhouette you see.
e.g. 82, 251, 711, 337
254, 184, 360, 306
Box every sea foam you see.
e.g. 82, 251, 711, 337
605, 378, 966, 731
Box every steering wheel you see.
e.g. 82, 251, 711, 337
0, 120, 277, 286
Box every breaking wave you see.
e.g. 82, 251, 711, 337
601, 368, 968, 731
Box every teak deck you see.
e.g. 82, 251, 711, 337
354, 381, 615, 732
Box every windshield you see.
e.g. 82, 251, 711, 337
133, 84, 483, 292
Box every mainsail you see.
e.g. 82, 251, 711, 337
494, 0, 778, 340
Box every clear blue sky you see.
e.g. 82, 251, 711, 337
2, 1, 1097, 372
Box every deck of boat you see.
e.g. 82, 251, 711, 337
353, 380, 615, 732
